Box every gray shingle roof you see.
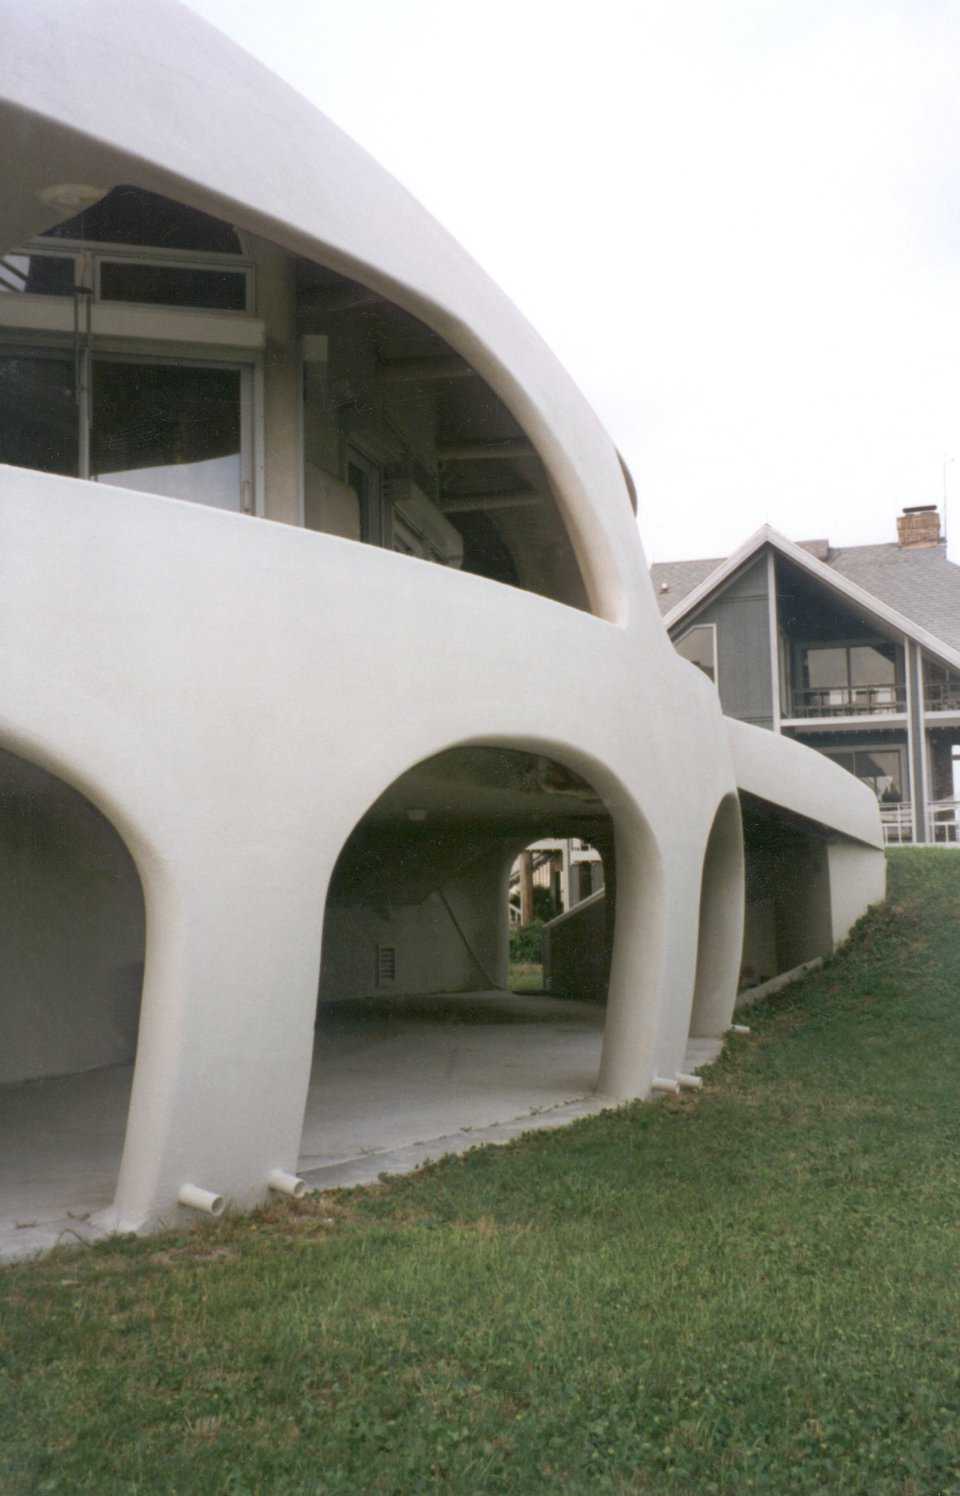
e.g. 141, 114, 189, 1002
826, 542, 960, 654
651, 537, 960, 655
649, 557, 724, 617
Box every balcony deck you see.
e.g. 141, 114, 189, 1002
787, 685, 907, 719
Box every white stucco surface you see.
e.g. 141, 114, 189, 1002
0, 0, 884, 1245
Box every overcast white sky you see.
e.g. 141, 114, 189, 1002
186, 0, 959, 564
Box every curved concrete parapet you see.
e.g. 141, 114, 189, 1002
727, 718, 884, 850
729, 717, 886, 986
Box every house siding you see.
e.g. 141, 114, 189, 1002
675, 555, 775, 729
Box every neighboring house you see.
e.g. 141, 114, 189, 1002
0, 0, 885, 1255
652, 508, 960, 847
508, 839, 605, 925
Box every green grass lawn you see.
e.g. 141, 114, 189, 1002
509, 961, 544, 993
3, 850, 960, 1494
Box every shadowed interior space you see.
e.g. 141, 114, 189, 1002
0, 748, 144, 1257
301, 747, 620, 1183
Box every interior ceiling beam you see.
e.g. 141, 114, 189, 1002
376, 355, 475, 383
298, 286, 381, 316
438, 491, 543, 514
437, 439, 536, 462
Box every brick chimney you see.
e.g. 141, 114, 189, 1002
897, 505, 941, 548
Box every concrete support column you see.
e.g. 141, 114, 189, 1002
826, 840, 886, 947
518, 850, 534, 924
906, 639, 928, 843
689, 796, 745, 1039
106, 833, 331, 1233
597, 815, 685, 1099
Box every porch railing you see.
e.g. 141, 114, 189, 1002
880, 804, 913, 846
928, 799, 960, 845
923, 684, 960, 713
789, 684, 906, 718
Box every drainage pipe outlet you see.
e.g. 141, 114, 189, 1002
651, 1076, 681, 1095
178, 1183, 225, 1216
268, 1169, 308, 1199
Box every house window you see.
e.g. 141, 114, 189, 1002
924, 658, 960, 712
0, 352, 78, 474
92, 359, 245, 511
825, 747, 905, 804
0, 252, 75, 297
0, 187, 257, 514
0, 345, 254, 512
799, 642, 898, 714
675, 624, 717, 685
98, 260, 248, 312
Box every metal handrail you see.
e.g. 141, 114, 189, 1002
928, 799, 960, 845
923, 684, 960, 713
880, 803, 913, 846
789, 684, 906, 718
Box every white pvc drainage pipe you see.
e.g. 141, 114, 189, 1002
268, 1169, 308, 1199
178, 1183, 225, 1216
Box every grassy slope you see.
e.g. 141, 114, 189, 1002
2, 850, 959, 1495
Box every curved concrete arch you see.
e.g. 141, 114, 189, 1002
312, 735, 667, 1101
0, 747, 146, 1086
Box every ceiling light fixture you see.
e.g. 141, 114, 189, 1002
37, 183, 107, 212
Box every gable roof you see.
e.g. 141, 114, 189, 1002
651, 524, 960, 673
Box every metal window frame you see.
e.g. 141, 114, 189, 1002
674, 621, 719, 691
0, 332, 262, 516
821, 741, 909, 803
27, 235, 255, 314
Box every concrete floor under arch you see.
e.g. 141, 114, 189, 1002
0, 990, 722, 1262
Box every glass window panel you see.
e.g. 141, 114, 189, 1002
92, 360, 242, 511
854, 750, 903, 802
850, 644, 896, 686
827, 751, 857, 775
0, 253, 75, 296
804, 647, 848, 688
676, 625, 716, 682
0, 354, 78, 474
99, 261, 247, 311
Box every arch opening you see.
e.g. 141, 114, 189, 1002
738, 792, 836, 997
508, 838, 608, 998
296, 747, 628, 1187
0, 747, 146, 1254
3, 181, 598, 612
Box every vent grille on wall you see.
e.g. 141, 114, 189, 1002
376, 945, 397, 985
